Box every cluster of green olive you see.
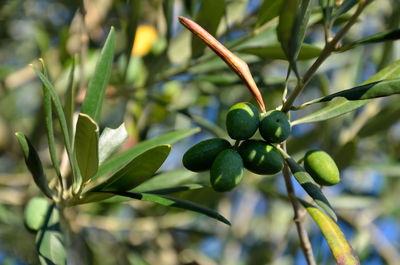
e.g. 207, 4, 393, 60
183, 102, 292, 192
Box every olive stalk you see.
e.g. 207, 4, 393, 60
281, 0, 373, 112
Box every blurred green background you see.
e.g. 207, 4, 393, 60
0, 0, 400, 264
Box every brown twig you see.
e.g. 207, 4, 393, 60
178, 16, 266, 113
281, 143, 317, 265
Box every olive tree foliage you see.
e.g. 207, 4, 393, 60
1, 0, 400, 264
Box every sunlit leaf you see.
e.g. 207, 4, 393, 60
93, 128, 200, 180
301, 200, 361, 265
132, 169, 198, 193
91, 145, 171, 192
80, 27, 115, 123
15, 133, 53, 199
39, 60, 62, 182
98, 123, 128, 165
74, 113, 99, 182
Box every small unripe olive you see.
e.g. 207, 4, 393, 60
183, 138, 231, 172
259, 110, 291, 143
238, 140, 283, 175
226, 102, 259, 140
304, 150, 340, 186
210, 149, 244, 192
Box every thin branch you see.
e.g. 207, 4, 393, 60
281, 143, 317, 265
281, 1, 372, 112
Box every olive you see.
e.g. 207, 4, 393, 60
182, 138, 231, 172
304, 150, 340, 186
238, 140, 283, 175
259, 110, 291, 143
24, 197, 49, 231
226, 102, 259, 140
210, 149, 244, 192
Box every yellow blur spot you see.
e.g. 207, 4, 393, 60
131, 25, 158, 57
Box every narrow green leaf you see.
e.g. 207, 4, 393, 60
239, 43, 322, 60
290, 0, 312, 67
31, 65, 81, 188
277, 0, 312, 76
141, 184, 206, 195
39, 60, 62, 183
332, 0, 357, 20
36, 204, 66, 265
317, 79, 400, 101
286, 157, 337, 221
94, 127, 200, 180
318, 0, 334, 25
109, 191, 231, 225
15, 133, 53, 199
98, 123, 128, 165
80, 27, 115, 123
91, 145, 171, 192
191, 0, 225, 58
256, 0, 284, 27
133, 169, 198, 193
74, 113, 99, 183
64, 56, 76, 141
301, 200, 361, 265
277, 0, 298, 56
339, 29, 400, 52
293, 59, 400, 125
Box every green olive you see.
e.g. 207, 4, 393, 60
182, 138, 231, 172
210, 149, 244, 192
226, 102, 259, 140
304, 150, 340, 186
238, 140, 283, 175
259, 110, 291, 143
24, 197, 50, 231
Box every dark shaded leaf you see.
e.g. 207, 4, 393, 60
80, 27, 115, 123
109, 191, 231, 225
74, 113, 99, 182
293, 59, 400, 125
239, 43, 321, 60
286, 157, 337, 220
36, 204, 66, 265
64, 57, 76, 142
332, 0, 357, 19
15, 133, 53, 199
318, 79, 400, 102
256, 0, 284, 27
339, 29, 400, 52
300, 200, 360, 265
191, 0, 225, 58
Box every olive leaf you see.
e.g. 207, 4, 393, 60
80, 27, 115, 123
293, 59, 400, 125
300, 199, 360, 265
338, 28, 400, 52
15, 133, 53, 199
